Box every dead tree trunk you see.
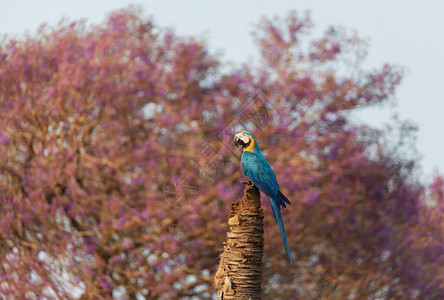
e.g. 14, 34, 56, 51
214, 180, 264, 300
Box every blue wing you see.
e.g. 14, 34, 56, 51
242, 153, 290, 208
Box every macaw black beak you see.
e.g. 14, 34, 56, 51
234, 136, 245, 148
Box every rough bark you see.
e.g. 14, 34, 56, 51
214, 180, 264, 300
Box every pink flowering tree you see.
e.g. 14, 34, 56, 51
0, 6, 443, 299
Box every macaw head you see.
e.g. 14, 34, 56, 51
234, 130, 259, 152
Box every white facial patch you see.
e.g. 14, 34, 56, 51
235, 132, 250, 144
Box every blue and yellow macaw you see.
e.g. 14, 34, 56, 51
234, 131, 294, 269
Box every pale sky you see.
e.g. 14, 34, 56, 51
1, 0, 443, 180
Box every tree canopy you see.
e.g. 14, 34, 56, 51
0, 6, 443, 299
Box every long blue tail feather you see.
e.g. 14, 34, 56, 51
270, 198, 294, 269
